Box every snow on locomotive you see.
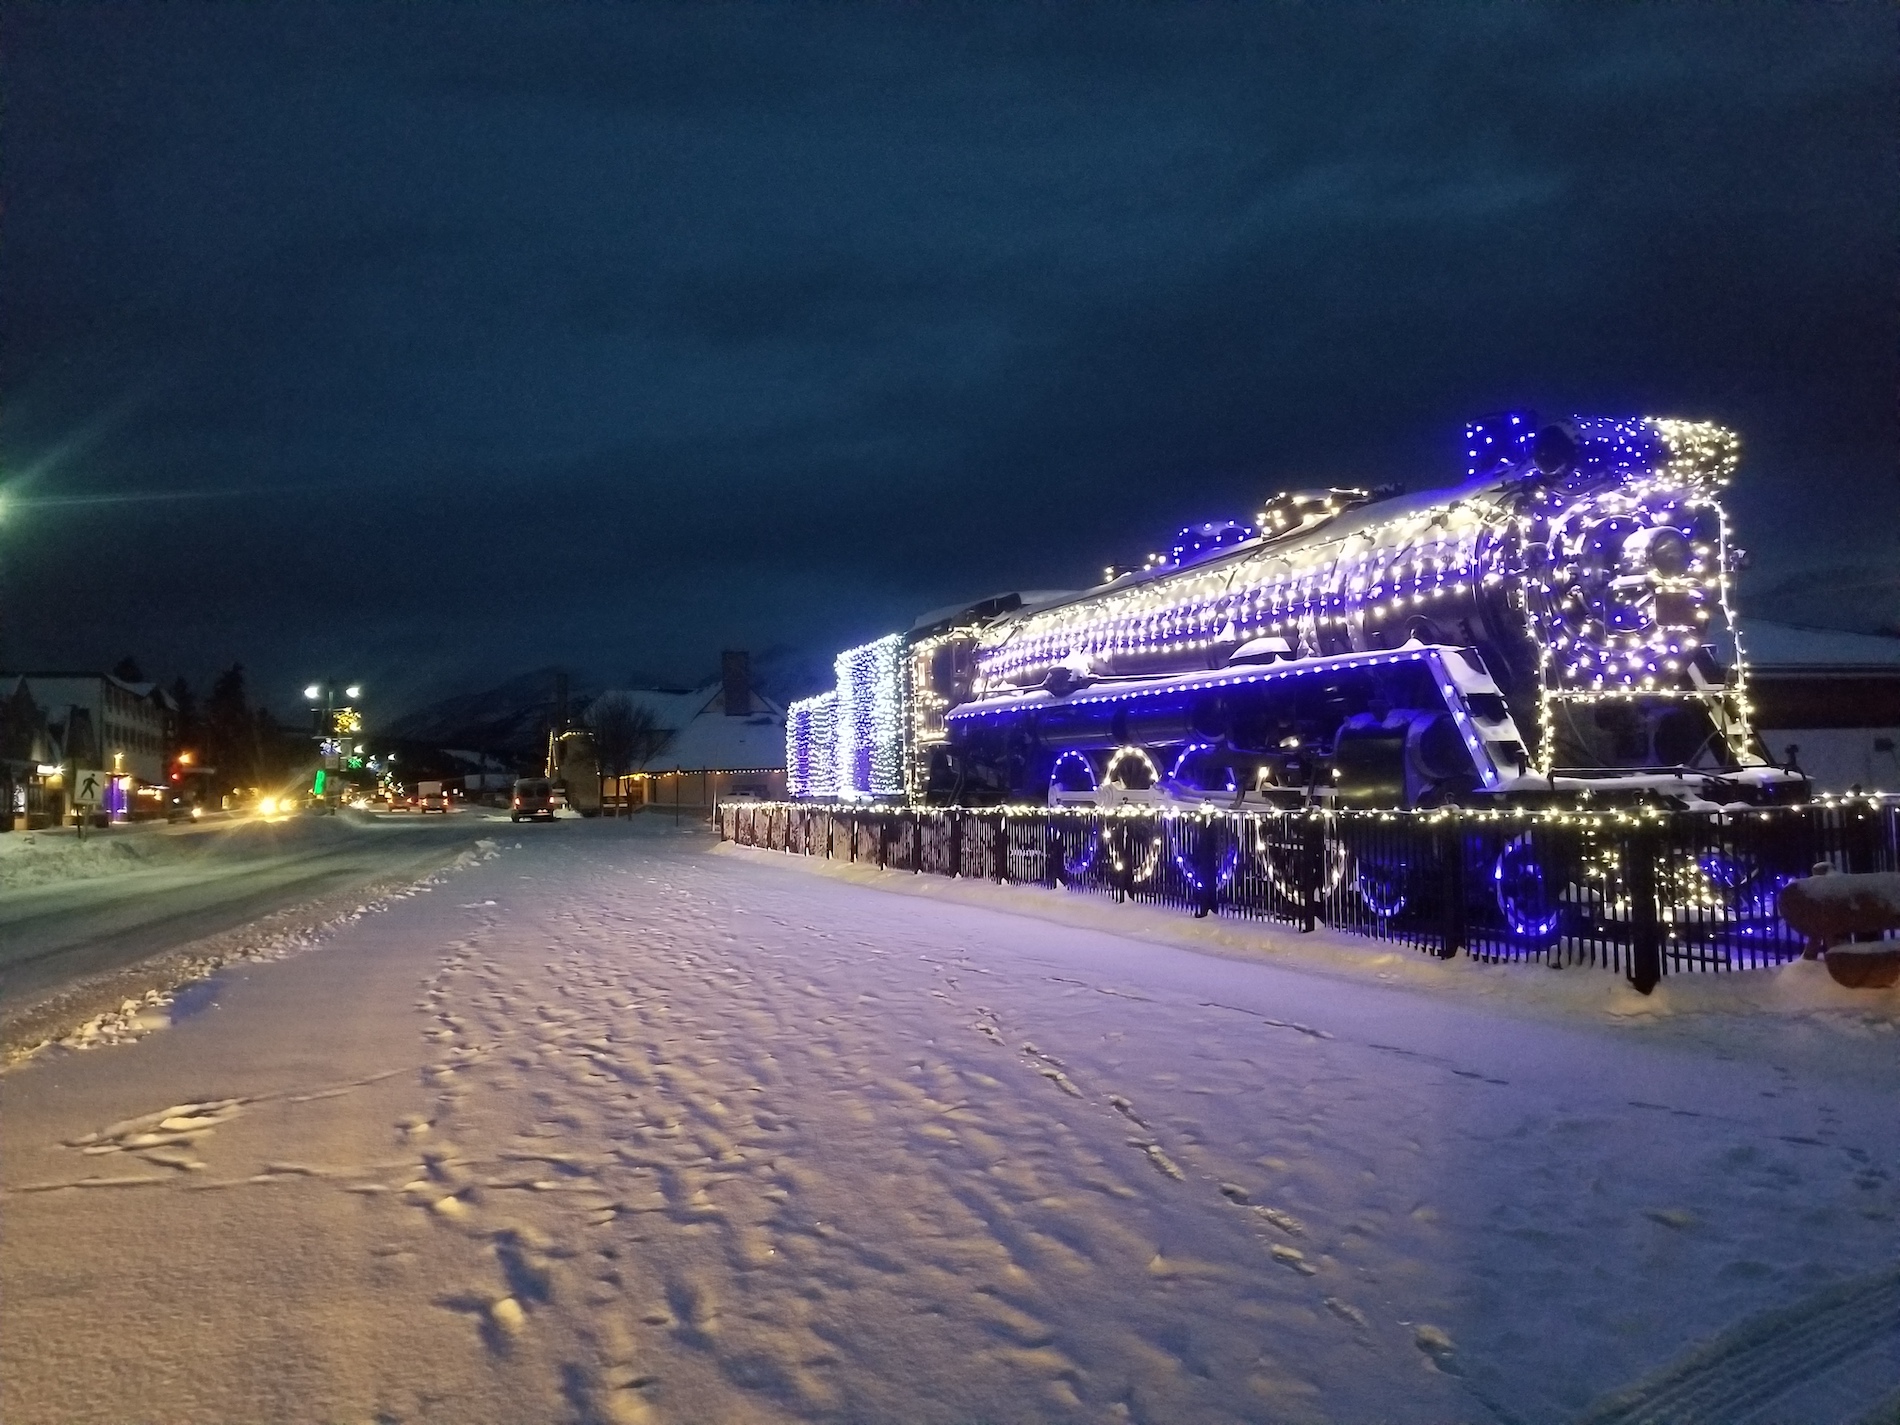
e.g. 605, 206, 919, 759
787, 412, 1803, 810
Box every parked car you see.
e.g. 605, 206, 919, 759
416, 780, 449, 814
511, 777, 558, 822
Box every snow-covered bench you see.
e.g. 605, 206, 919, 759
1778, 868, 1900, 988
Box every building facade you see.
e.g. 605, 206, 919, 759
1742, 622, 1900, 793
600, 652, 787, 816
0, 673, 175, 819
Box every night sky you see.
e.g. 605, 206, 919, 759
3, 4, 1894, 716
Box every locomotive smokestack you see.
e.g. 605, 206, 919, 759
1531, 424, 1578, 476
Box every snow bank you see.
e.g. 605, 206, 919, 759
715, 842, 1900, 1032
2, 835, 508, 1067
0, 824, 189, 890
0, 815, 373, 892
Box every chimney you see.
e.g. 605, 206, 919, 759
721, 650, 752, 716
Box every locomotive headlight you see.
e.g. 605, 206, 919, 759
1620, 526, 1690, 578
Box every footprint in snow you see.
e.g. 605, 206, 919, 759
1037, 1066, 1083, 1098
1136, 1143, 1184, 1180
1271, 1244, 1316, 1275
1324, 1296, 1371, 1332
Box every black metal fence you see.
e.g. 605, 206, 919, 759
717, 799, 1900, 989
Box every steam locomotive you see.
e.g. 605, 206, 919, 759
788, 412, 1804, 810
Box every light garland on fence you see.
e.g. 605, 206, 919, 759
739, 791, 1897, 832
725, 795, 1894, 970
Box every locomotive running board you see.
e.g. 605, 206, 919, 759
946, 643, 1530, 792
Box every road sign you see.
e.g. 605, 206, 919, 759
72, 768, 104, 808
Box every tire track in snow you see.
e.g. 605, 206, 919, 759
1576, 1262, 1900, 1425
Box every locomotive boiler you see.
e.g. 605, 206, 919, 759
788, 411, 1803, 810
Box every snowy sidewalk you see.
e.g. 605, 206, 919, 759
4, 823, 1897, 1423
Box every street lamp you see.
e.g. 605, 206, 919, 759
303, 680, 365, 813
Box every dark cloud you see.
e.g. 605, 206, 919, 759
2, 2, 1893, 711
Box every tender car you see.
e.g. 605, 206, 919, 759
511, 777, 558, 822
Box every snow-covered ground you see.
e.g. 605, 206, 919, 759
0, 811, 504, 1041
4, 821, 1897, 1423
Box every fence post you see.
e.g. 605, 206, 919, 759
948, 811, 963, 879
912, 814, 922, 874
877, 815, 888, 869
1299, 815, 1320, 933
994, 815, 1009, 882
1628, 826, 1661, 994
1194, 816, 1219, 919
1438, 822, 1465, 958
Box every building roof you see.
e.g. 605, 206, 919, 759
0, 672, 170, 704
601, 682, 787, 773
1740, 620, 1900, 672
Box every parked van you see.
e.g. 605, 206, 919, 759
512, 777, 558, 822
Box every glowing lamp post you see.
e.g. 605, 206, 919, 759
303, 681, 365, 812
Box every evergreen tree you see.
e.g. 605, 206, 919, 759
170, 677, 200, 758
254, 705, 296, 784
206, 664, 255, 787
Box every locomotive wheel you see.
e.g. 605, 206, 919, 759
1492, 834, 1562, 944
1251, 822, 1350, 915
1047, 750, 1099, 806
1104, 746, 1161, 796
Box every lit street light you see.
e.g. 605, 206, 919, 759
302, 680, 366, 813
